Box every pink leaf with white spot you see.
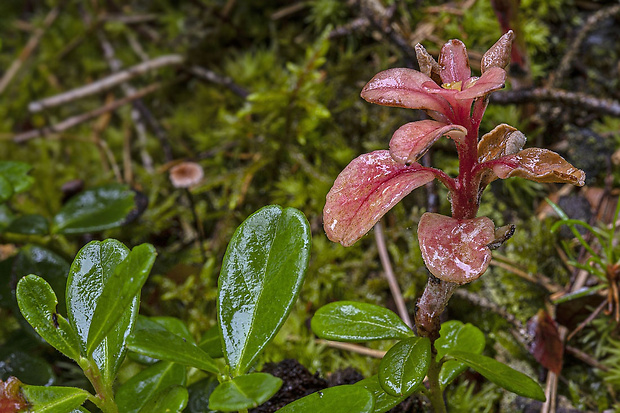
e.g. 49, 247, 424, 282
418, 213, 495, 284
324, 151, 435, 247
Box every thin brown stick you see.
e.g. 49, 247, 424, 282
316, 339, 386, 359
0, 7, 60, 94
490, 256, 561, 293
28, 55, 183, 112
491, 88, 620, 117
14, 83, 162, 143
565, 298, 607, 342
374, 221, 413, 328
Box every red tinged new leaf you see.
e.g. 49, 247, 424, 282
527, 310, 564, 374
0, 377, 27, 413
324, 151, 435, 247
418, 213, 495, 284
438, 39, 471, 84
389, 120, 467, 165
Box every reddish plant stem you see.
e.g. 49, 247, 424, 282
414, 104, 483, 412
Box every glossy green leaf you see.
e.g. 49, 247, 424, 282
187, 377, 219, 413
218, 205, 311, 376
0, 350, 55, 386
52, 184, 135, 234
0, 174, 12, 203
116, 361, 186, 413
127, 328, 219, 374
66, 239, 138, 384
0, 161, 34, 194
129, 316, 194, 365
21, 385, 90, 413
86, 243, 156, 355
13, 245, 70, 314
275, 385, 374, 413
139, 385, 188, 413
6, 214, 49, 234
378, 337, 430, 397
355, 376, 406, 413
435, 320, 485, 389
208, 373, 282, 411
147, 316, 193, 341
311, 301, 413, 342
16, 275, 81, 361
448, 351, 546, 401
199, 326, 224, 359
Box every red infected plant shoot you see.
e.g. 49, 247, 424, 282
323, 31, 585, 339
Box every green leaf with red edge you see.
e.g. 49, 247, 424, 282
324, 151, 435, 247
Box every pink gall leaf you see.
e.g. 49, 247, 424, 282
418, 213, 495, 284
390, 120, 467, 164
456, 67, 506, 100
324, 151, 435, 247
490, 148, 586, 186
481, 30, 514, 74
439, 39, 471, 84
360, 68, 451, 114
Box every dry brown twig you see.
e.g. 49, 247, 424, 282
14, 83, 162, 143
28, 54, 184, 112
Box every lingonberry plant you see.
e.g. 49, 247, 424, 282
306, 32, 586, 412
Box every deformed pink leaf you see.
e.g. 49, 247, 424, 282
439, 39, 471, 84
456, 67, 506, 100
0, 377, 27, 412
481, 30, 514, 74
418, 213, 495, 284
360, 68, 451, 114
390, 120, 467, 164
478, 123, 525, 163
490, 148, 586, 186
324, 151, 435, 247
